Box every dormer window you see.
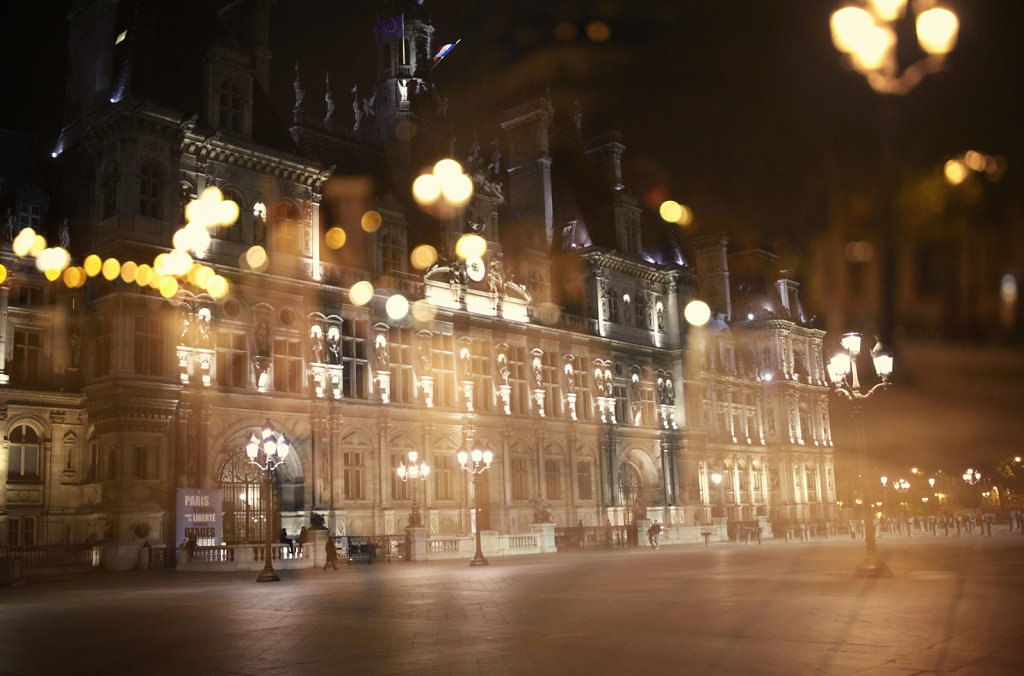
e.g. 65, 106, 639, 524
217, 79, 244, 132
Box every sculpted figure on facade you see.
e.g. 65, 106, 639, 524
310, 324, 324, 363
562, 356, 575, 394
326, 326, 341, 365
374, 334, 389, 371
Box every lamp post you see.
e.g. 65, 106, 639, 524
880, 475, 888, 519
245, 420, 290, 583
828, 331, 894, 577
829, 1, 959, 348
962, 467, 981, 485
457, 445, 493, 566
710, 471, 723, 519
396, 451, 431, 527
893, 477, 910, 520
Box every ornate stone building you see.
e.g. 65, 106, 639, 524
0, 0, 836, 568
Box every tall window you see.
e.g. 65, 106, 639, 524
433, 454, 453, 501
380, 233, 401, 273
217, 331, 248, 388
509, 346, 528, 414
577, 460, 593, 500
606, 287, 621, 323
217, 78, 244, 132
389, 328, 415, 404
273, 338, 302, 393
390, 453, 410, 501
93, 316, 112, 377
139, 162, 163, 218
18, 202, 42, 228
511, 456, 529, 500
87, 441, 102, 482
470, 340, 493, 412
614, 384, 629, 425
431, 333, 455, 408
8, 424, 41, 481
219, 190, 244, 242
571, 355, 592, 421
133, 315, 164, 376
11, 330, 41, 385
541, 351, 562, 417
341, 318, 367, 398
545, 458, 562, 500
273, 202, 300, 255
7, 516, 36, 548
101, 162, 118, 219
343, 451, 363, 500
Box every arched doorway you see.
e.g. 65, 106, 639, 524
618, 463, 645, 525
220, 452, 265, 545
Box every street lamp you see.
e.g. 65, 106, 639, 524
962, 468, 981, 485
457, 445, 493, 566
245, 420, 290, 583
880, 475, 888, 518
396, 451, 431, 527
830, 0, 959, 95
828, 331, 894, 577
893, 477, 910, 519
710, 471, 723, 519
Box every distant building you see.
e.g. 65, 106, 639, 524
0, 0, 836, 568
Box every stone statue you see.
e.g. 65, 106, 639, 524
2, 208, 14, 246
310, 325, 324, 363
497, 352, 510, 386
362, 91, 376, 118
417, 341, 431, 375
563, 357, 575, 394
58, 218, 70, 249
532, 495, 553, 523
466, 141, 481, 173
178, 305, 192, 346
532, 355, 543, 390
397, 79, 409, 103
255, 318, 270, 357
487, 256, 505, 296
324, 73, 334, 123
195, 308, 212, 348
351, 84, 363, 131
327, 327, 341, 365
293, 62, 305, 123
374, 334, 389, 371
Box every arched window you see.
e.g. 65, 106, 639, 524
8, 423, 41, 482
220, 451, 266, 545
218, 79, 244, 132
219, 189, 244, 243
139, 162, 163, 218
101, 162, 118, 219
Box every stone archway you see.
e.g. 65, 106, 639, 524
618, 463, 645, 524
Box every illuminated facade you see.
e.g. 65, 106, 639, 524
0, 0, 836, 568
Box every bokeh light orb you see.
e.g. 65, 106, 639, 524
433, 158, 463, 179
441, 173, 473, 204
411, 298, 437, 323
412, 174, 442, 204
101, 258, 121, 281
44, 268, 61, 281
119, 260, 138, 284
385, 293, 410, 321
684, 299, 712, 326
158, 276, 179, 298
454, 233, 486, 260
325, 227, 347, 249
245, 245, 268, 270
659, 200, 683, 223
0, 264, 7, 284
135, 264, 153, 287
360, 211, 382, 233
84, 254, 102, 277
349, 280, 374, 306
206, 274, 229, 299
410, 244, 438, 270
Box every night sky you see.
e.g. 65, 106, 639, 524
2, 0, 1023, 478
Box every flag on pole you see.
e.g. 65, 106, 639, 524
376, 15, 404, 38
432, 39, 460, 64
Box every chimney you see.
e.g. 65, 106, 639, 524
775, 274, 804, 321
694, 233, 731, 321
585, 132, 625, 191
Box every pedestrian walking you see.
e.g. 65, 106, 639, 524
323, 537, 338, 570
297, 526, 309, 556
648, 521, 662, 550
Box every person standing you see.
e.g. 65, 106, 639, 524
323, 537, 338, 570
649, 521, 662, 550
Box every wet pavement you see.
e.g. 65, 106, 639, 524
2, 530, 1023, 675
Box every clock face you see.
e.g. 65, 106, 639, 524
466, 256, 486, 282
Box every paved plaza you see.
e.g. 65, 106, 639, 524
2, 532, 1023, 675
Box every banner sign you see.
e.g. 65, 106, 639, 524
176, 488, 222, 547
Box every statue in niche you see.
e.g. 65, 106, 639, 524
362, 91, 376, 118
532, 355, 543, 390
324, 73, 334, 123
458, 346, 471, 380
195, 308, 212, 348
593, 367, 605, 397
416, 341, 431, 375
562, 358, 575, 394
351, 84, 363, 130
58, 218, 70, 249
397, 79, 409, 102
67, 328, 81, 369
664, 378, 675, 406
497, 352, 510, 386
178, 305, 192, 346
374, 334, 389, 371
603, 369, 614, 397
255, 318, 270, 357
326, 327, 341, 365
309, 325, 324, 363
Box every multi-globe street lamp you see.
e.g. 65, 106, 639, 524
395, 451, 431, 527
892, 477, 910, 519
962, 468, 981, 485
457, 445, 493, 566
828, 331, 894, 577
245, 420, 290, 583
